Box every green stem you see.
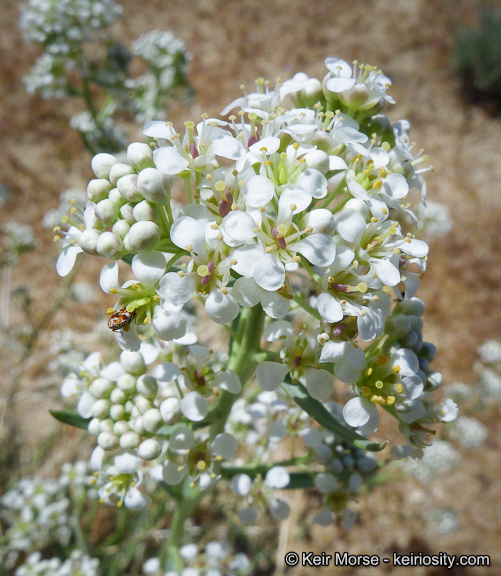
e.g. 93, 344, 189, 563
209, 305, 265, 439
160, 481, 202, 572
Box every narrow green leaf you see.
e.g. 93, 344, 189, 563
281, 380, 386, 452
49, 409, 90, 430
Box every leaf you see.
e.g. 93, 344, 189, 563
49, 409, 90, 430
281, 379, 386, 452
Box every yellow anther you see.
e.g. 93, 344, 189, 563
386, 395, 395, 405
393, 365, 401, 374
290, 204, 297, 211
185, 244, 193, 252
395, 383, 404, 394
53, 235, 60, 242
293, 255, 301, 262
217, 233, 223, 241
220, 287, 228, 295
372, 179, 382, 190
177, 271, 185, 277
211, 223, 219, 229
370, 394, 385, 405
110, 288, 118, 294
365, 368, 373, 376
230, 259, 237, 265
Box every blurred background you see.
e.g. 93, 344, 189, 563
1, 0, 501, 574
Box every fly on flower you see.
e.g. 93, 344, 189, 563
108, 307, 136, 332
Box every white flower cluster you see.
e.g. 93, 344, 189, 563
142, 541, 250, 576
55, 57, 457, 515
126, 30, 192, 123
15, 551, 99, 576
20, 0, 122, 48
0, 464, 94, 570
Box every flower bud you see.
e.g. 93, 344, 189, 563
127, 221, 161, 252
88, 378, 114, 399
160, 397, 181, 423
109, 162, 134, 186
88, 418, 101, 436
87, 178, 113, 203
301, 78, 323, 108
91, 153, 119, 179
108, 187, 126, 206
96, 231, 124, 260
112, 219, 131, 238
343, 198, 370, 219
396, 297, 425, 317
97, 431, 119, 450
301, 209, 335, 234
117, 174, 142, 202
127, 142, 154, 171
121, 351, 146, 375
137, 438, 162, 460
91, 399, 110, 419
130, 417, 145, 434
95, 199, 119, 226
133, 200, 158, 222
120, 203, 135, 222
99, 419, 114, 433
142, 408, 162, 432
310, 130, 334, 153
134, 395, 153, 414
113, 420, 129, 436
117, 373, 137, 393
303, 150, 329, 174
110, 404, 126, 420
136, 374, 158, 399
385, 314, 411, 337
119, 431, 141, 449
137, 167, 170, 204
152, 310, 187, 341
79, 229, 101, 255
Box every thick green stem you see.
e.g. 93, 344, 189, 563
209, 305, 265, 439
160, 481, 202, 572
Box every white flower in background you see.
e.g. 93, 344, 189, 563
163, 427, 237, 485
230, 466, 291, 523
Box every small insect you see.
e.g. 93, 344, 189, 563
108, 307, 136, 332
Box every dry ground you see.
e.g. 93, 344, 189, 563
1, 0, 501, 574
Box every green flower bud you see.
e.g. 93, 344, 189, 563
137, 438, 162, 460
97, 431, 119, 450
112, 219, 131, 238
109, 162, 134, 186
88, 377, 114, 399
127, 221, 161, 252
133, 200, 158, 222
119, 431, 141, 449
91, 153, 119, 179
127, 142, 154, 171
95, 199, 119, 226
87, 178, 113, 203
136, 374, 158, 399
96, 231, 124, 260
117, 174, 142, 202
120, 351, 146, 375
79, 229, 101, 255
137, 167, 170, 204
